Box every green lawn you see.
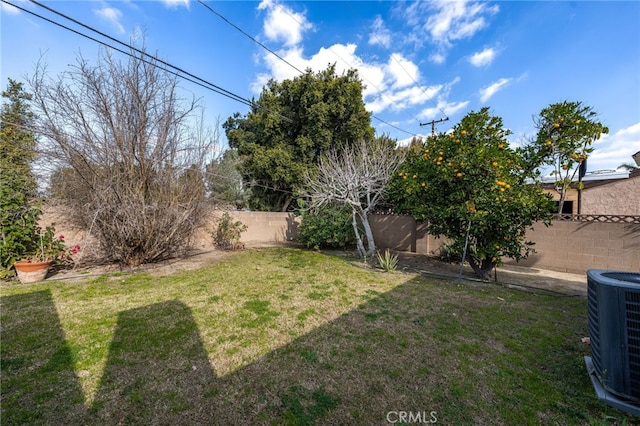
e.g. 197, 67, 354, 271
0, 248, 633, 425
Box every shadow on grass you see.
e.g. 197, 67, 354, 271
90, 301, 217, 424
0, 275, 618, 425
0, 290, 85, 424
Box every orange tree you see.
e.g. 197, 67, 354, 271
529, 101, 608, 213
388, 108, 554, 279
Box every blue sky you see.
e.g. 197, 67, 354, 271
2, 0, 639, 172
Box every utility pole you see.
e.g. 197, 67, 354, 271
420, 117, 449, 136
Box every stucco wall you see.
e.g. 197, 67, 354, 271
582, 176, 640, 215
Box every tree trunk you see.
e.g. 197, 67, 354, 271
557, 190, 566, 214
359, 209, 376, 258
281, 195, 293, 212
468, 256, 495, 280
351, 209, 366, 259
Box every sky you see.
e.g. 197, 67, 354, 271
2, 0, 639, 173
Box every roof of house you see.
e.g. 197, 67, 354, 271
540, 168, 640, 190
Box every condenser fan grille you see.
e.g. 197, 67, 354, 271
587, 280, 602, 374
625, 290, 640, 399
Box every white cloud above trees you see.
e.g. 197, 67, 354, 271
404, 0, 499, 64
469, 47, 497, 67
369, 16, 392, 48
590, 122, 640, 169
258, 0, 313, 47
479, 78, 511, 102
94, 6, 125, 34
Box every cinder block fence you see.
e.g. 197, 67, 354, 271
41, 206, 639, 275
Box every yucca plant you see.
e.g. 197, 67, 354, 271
376, 248, 398, 272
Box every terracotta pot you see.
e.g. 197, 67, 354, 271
14, 260, 53, 283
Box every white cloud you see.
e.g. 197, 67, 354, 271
479, 77, 511, 102
367, 85, 442, 114
254, 40, 439, 117
369, 16, 391, 48
426, 1, 498, 42
419, 99, 470, 121
0, 1, 21, 15
424, 0, 498, 43
386, 54, 419, 88
590, 122, 640, 170
258, 0, 313, 47
429, 52, 446, 65
162, 0, 189, 9
403, 1, 499, 64
257, 43, 385, 95
252, 1, 461, 120
94, 6, 125, 34
469, 47, 496, 67
397, 133, 430, 147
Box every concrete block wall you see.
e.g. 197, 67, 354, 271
227, 211, 299, 244
367, 213, 639, 274
194, 210, 299, 249
502, 221, 640, 274
368, 214, 444, 256
40, 206, 638, 274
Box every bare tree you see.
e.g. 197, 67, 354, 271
304, 137, 405, 259
29, 45, 217, 266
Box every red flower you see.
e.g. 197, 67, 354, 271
59, 235, 64, 239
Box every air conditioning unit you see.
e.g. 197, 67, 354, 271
585, 269, 640, 416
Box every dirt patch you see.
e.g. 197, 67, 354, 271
392, 251, 587, 297
322, 249, 587, 297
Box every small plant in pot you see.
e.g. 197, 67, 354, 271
13, 225, 79, 283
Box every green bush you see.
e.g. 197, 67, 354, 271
297, 203, 355, 250
213, 212, 247, 250
1, 78, 39, 278
438, 241, 463, 263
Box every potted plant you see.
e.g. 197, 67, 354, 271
13, 225, 79, 283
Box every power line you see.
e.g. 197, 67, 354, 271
198, 0, 418, 137
6, 0, 292, 123
342, 3, 451, 128
419, 117, 450, 136
372, 116, 417, 136
196, 0, 305, 76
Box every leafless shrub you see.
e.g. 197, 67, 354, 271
29, 44, 217, 267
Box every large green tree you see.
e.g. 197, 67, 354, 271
529, 101, 608, 213
0, 78, 39, 275
389, 108, 554, 279
205, 149, 248, 208
223, 65, 374, 211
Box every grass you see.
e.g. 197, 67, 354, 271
0, 247, 634, 425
